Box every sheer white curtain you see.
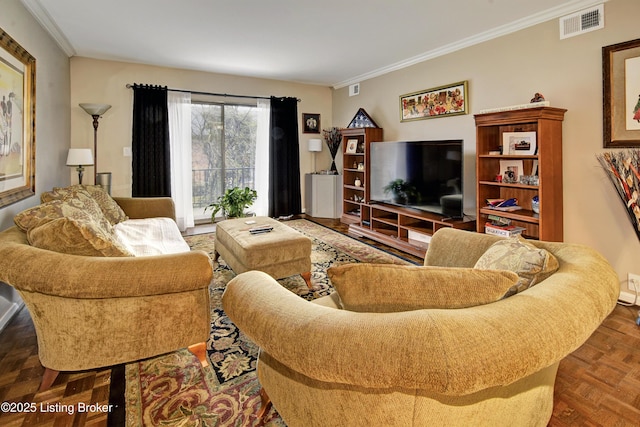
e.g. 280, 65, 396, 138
168, 91, 194, 231
253, 99, 270, 216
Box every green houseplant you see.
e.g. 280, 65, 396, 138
206, 186, 258, 222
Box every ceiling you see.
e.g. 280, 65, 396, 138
22, 0, 603, 88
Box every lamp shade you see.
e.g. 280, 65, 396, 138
79, 103, 111, 116
66, 148, 94, 166
308, 138, 322, 152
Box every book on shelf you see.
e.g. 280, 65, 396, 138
485, 205, 523, 212
485, 222, 526, 237
485, 197, 522, 212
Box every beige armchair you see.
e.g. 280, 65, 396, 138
222, 228, 619, 427
0, 197, 213, 390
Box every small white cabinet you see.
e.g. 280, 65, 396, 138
305, 174, 342, 218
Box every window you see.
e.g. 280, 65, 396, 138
191, 101, 258, 221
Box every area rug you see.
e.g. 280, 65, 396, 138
123, 219, 414, 426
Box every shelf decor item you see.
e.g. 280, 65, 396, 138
347, 108, 379, 128
596, 149, 640, 241
502, 132, 537, 155
0, 28, 36, 208
322, 127, 342, 172
345, 139, 358, 154
603, 38, 640, 147
400, 81, 468, 122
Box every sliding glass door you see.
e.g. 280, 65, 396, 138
191, 101, 258, 222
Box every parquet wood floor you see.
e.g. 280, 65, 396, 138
0, 217, 638, 426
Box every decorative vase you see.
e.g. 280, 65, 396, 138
532, 196, 540, 214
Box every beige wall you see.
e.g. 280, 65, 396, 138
332, 0, 639, 295
0, 0, 70, 327
70, 57, 333, 205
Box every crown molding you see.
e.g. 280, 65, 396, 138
21, 0, 76, 56
333, 0, 607, 89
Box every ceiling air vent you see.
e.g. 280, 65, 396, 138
560, 4, 604, 39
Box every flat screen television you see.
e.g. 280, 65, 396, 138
369, 140, 464, 218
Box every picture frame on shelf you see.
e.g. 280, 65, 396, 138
0, 28, 36, 208
603, 38, 640, 147
400, 80, 468, 122
345, 139, 358, 154
502, 131, 537, 155
302, 113, 320, 133
499, 159, 524, 183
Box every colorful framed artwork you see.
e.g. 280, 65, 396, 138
502, 132, 537, 155
302, 113, 320, 133
0, 28, 36, 208
603, 38, 640, 147
400, 81, 468, 122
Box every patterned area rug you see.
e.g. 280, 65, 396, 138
124, 219, 413, 426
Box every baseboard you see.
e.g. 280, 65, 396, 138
618, 290, 639, 306
0, 301, 24, 333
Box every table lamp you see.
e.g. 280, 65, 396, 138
308, 138, 322, 173
66, 148, 94, 184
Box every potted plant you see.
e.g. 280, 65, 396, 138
383, 179, 417, 205
206, 186, 257, 222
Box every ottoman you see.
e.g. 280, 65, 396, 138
214, 217, 312, 287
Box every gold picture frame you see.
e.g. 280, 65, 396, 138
0, 28, 36, 208
603, 38, 640, 147
400, 81, 468, 122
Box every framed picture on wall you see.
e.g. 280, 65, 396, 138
0, 28, 36, 208
302, 113, 320, 133
603, 38, 640, 147
400, 81, 468, 122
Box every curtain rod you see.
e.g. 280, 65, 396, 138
125, 84, 300, 102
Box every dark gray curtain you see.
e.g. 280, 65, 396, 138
131, 84, 171, 197
268, 97, 301, 217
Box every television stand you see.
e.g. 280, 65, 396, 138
348, 203, 476, 258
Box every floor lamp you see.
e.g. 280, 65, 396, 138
79, 103, 112, 193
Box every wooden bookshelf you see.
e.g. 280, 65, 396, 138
475, 107, 566, 241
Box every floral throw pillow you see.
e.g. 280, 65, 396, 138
474, 235, 559, 296
42, 185, 128, 225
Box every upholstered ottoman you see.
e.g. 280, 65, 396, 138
214, 217, 312, 287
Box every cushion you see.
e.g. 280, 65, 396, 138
14, 194, 112, 233
27, 217, 132, 257
41, 185, 128, 225
327, 263, 519, 313
474, 235, 559, 295
14, 193, 132, 257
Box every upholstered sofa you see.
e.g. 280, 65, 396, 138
0, 185, 213, 390
222, 228, 619, 427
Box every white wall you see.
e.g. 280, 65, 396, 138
0, 0, 71, 330
332, 0, 640, 298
